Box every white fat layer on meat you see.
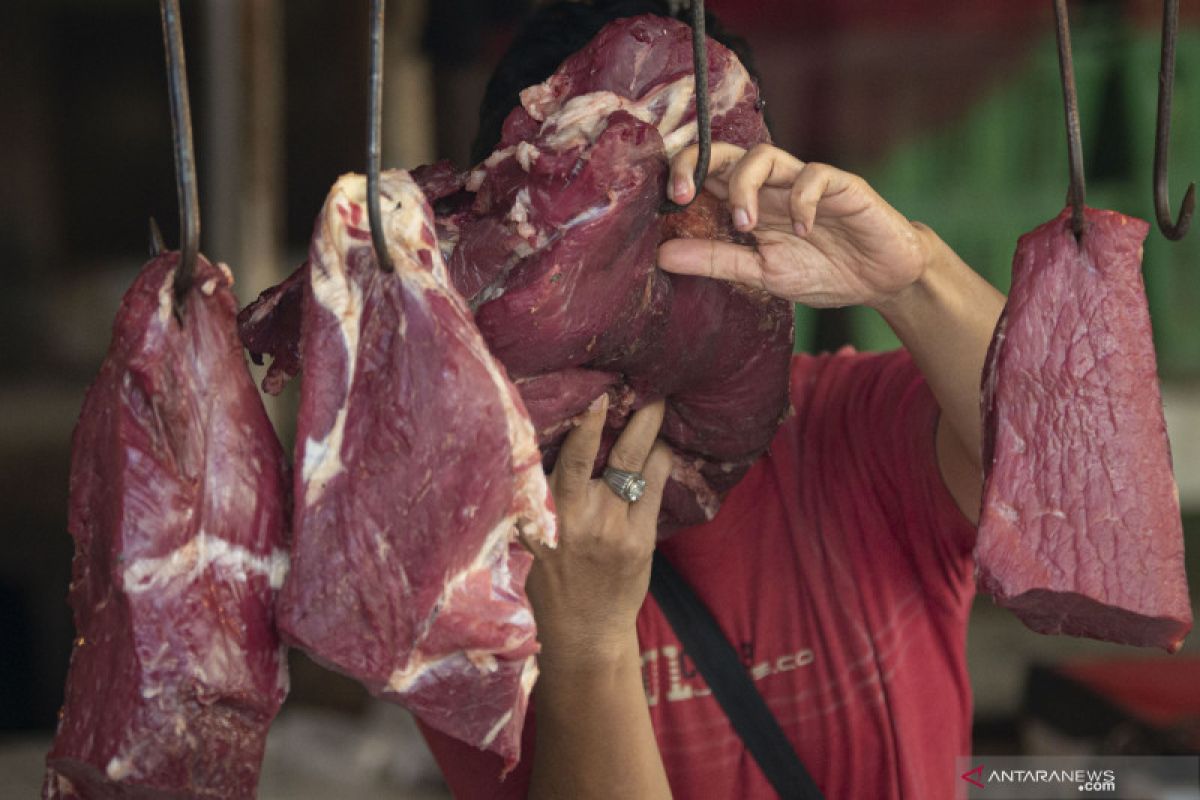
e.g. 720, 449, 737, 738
106, 756, 134, 781
483, 145, 516, 170
302, 175, 371, 504
122, 531, 290, 594
465, 168, 487, 192
465, 650, 499, 673
543, 92, 625, 149
157, 269, 175, 324
475, 283, 507, 304
659, 67, 751, 157
519, 81, 558, 121
520, 654, 539, 697
527, 50, 753, 160
509, 188, 538, 241
670, 456, 720, 521
480, 710, 515, 749
301, 406, 350, 504
385, 518, 536, 696
516, 141, 540, 171
654, 75, 695, 137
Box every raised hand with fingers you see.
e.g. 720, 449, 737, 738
525, 398, 676, 799
658, 142, 933, 310
524, 397, 674, 666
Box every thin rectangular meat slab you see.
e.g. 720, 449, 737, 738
978, 207, 1192, 652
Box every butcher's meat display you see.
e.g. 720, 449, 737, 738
45, 254, 290, 798
274, 171, 555, 768
241, 15, 795, 532
978, 207, 1192, 652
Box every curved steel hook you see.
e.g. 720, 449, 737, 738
160, 0, 200, 307
1154, 0, 1195, 241
662, 0, 710, 214
367, 0, 393, 272
1053, 0, 1087, 241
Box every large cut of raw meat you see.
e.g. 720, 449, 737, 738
978, 207, 1192, 652
274, 170, 556, 768
241, 15, 795, 533
45, 253, 290, 798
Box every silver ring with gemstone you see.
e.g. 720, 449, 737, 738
602, 467, 647, 503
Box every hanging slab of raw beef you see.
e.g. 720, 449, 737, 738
978, 207, 1192, 652
240, 15, 795, 532
275, 170, 555, 769
454, 14, 792, 532
45, 254, 290, 799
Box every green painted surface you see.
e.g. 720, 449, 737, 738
794, 27, 1200, 378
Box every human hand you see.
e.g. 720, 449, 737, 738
524, 397, 673, 667
658, 142, 933, 310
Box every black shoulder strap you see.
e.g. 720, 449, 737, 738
649, 550, 825, 800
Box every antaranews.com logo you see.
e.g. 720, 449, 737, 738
955, 756, 1199, 799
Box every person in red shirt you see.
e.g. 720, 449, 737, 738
420, 3, 1005, 797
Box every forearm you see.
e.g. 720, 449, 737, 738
529, 635, 671, 799
874, 226, 1005, 513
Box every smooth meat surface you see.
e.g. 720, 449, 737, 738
978, 207, 1192, 652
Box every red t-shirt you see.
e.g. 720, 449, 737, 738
420, 348, 979, 799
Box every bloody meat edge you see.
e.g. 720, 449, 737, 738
977, 206, 1192, 653
45, 253, 291, 799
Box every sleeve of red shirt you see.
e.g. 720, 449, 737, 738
787, 346, 978, 612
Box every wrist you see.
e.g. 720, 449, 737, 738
536, 627, 641, 676
871, 222, 947, 318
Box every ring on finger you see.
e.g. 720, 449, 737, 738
602, 467, 647, 503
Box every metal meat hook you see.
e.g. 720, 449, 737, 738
367, 0, 393, 272
1154, 0, 1195, 241
662, 0, 711, 214
1053, 0, 1087, 241
160, 0, 201, 311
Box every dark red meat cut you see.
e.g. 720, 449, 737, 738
238, 262, 306, 395
241, 15, 795, 533
978, 207, 1192, 652
45, 254, 290, 798
275, 171, 555, 769
452, 17, 791, 531
453, 15, 792, 527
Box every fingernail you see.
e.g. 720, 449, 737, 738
733, 207, 751, 229
793, 221, 807, 237
672, 176, 691, 201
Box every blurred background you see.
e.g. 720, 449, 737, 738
2, 0, 1198, 796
